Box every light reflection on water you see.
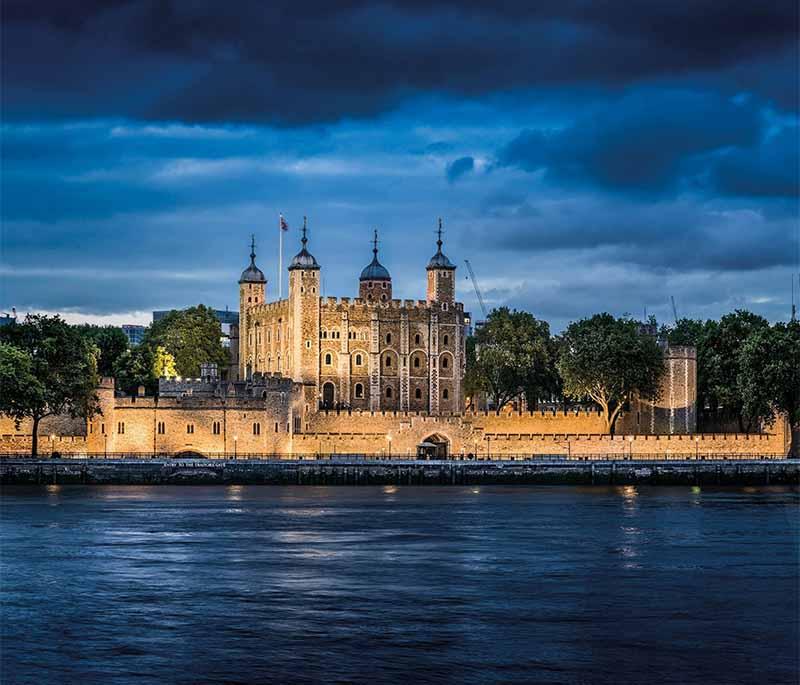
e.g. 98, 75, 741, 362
1, 485, 798, 685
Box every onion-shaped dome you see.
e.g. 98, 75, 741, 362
288, 219, 320, 271
426, 218, 456, 270
360, 230, 391, 281
239, 237, 266, 283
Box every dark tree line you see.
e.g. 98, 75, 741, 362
0, 306, 229, 455
465, 308, 799, 449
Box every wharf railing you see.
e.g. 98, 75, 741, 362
0, 452, 790, 462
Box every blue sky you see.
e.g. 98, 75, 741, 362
1, 1, 798, 330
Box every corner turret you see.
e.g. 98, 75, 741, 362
426, 218, 456, 305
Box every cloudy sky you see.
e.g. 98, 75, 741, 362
2, 1, 798, 330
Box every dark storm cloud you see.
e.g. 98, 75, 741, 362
497, 91, 764, 194
484, 196, 796, 273
710, 125, 800, 198
446, 156, 474, 183
2, 0, 797, 124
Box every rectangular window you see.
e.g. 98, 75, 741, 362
253, 422, 261, 436
274, 422, 279, 433
187, 424, 194, 435
117, 422, 124, 434
157, 421, 165, 435
213, 421, 221, 435
101, 423, 105, 435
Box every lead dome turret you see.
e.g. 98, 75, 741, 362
359, 230, 392, 301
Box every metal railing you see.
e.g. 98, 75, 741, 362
0, 451, 791, 462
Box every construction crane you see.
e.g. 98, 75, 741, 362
464, 259, 488, 319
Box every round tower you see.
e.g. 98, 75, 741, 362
359, 229, 392, 301
238, 235, 266, 379
426, 218, 456, 305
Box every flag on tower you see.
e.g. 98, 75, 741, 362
280, 215, 289, 231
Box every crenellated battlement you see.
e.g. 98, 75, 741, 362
249, 299, 290, 316
319, 296, 464, 313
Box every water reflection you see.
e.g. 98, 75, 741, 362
1, 485, 797, 685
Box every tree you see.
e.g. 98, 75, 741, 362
146, 305, 227, 377
464, 307, 554, 410
73, 324, 129, 376
557, 313, 664, 434
0, 315, 100, 457
153, 345, 177, 379
703, 310, 768, 431
738, 321, 800, 455
113, 345, 156, 396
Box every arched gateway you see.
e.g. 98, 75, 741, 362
417, 433, 449, 460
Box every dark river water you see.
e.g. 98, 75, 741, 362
1, 485, 798, 685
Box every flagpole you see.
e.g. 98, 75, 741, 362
279, 214, 283, 299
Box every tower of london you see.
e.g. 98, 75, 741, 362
238, 219, 468, 415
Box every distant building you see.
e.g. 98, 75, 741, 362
0, 308, 18, 327
120, 324, 146, 346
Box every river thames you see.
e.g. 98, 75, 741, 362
1, 485, 797, 684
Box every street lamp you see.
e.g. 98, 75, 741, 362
233, 435, 238, 460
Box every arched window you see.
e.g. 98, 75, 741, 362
355, 353, 362, 366
354, 383, 364, 398
413, 356, 421, 368
441, 356, 449, 369
384, 355, 392, 367
325, 353, 332, 365
443, 334, 449, 345
386, 386, 393, 398
443, 389, 449, 400
415, 388, 422, 399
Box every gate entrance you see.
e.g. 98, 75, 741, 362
417, 434, 449, 460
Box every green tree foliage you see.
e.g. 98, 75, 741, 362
146, 305, 227, 378
464, 307, 556, 410
73, 324, 129, 376
0, 315, 99, 457
738, 321, 800, 455
666, 310, 769, 431
153, 345, 177, 379
113, 345, 156, 396
557, 313, 664, 434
